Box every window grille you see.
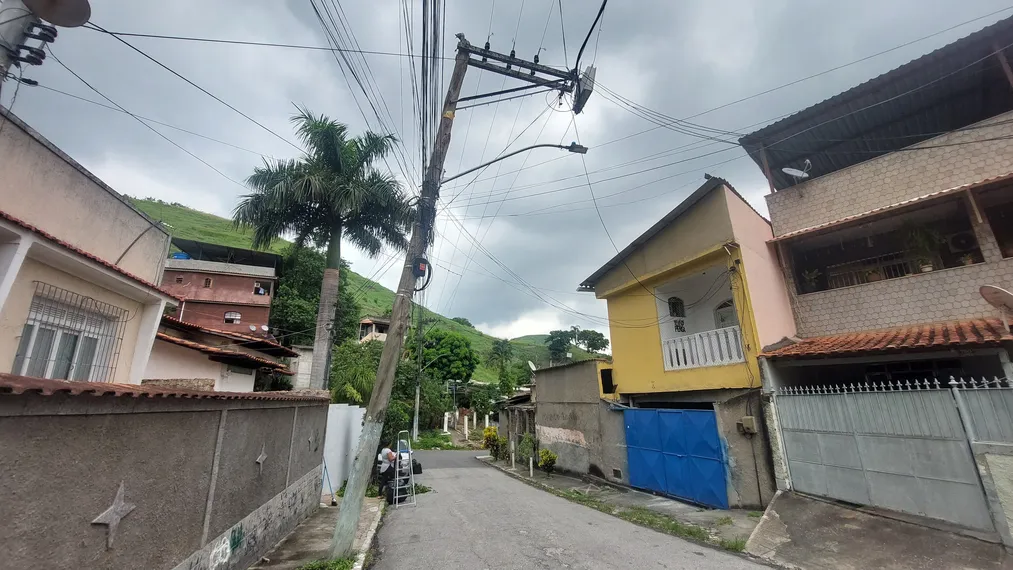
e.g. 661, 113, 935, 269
224, 311, 242, 324
11, 282, 128, 382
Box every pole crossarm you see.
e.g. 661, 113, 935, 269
465, 59, 574, 90
462, 42, 574, 81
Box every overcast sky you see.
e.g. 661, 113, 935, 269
6, 0, 1011, 342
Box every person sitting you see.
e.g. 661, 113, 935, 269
377, 442, 398, 497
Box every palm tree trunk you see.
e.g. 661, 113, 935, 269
310, 224, 343, 391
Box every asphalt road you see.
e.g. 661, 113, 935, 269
372, 450, 764, 570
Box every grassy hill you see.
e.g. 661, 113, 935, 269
131, 198, 598, 383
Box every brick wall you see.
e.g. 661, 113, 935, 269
179, 301, 271, 333
162, 270, 272, 306
790, 211, 1013, 336
141, 378, 216, 391
765, 111, 1013, 238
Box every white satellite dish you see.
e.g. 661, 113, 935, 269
782, 159, 812, 181
24, 0, 91, 27
527, 361, 537, 372
980, 285, 1013, 329
261, 325, 269, 332
249, 325, 257, 332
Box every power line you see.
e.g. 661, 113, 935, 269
574, 0, 608, 71
47, 49, 247, 189
85, 22, 303, 153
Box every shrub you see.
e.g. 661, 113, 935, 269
483, 426, 498, 449
495, 436, 510, 460
538, 448, 558, 475
297, 558, 354, 570
517, 433, 535, 462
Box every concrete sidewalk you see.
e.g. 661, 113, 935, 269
251, 497, 384, 570
747, 491, 1012, 570
480, 455, 760, 547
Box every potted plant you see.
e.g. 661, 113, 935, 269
959, 253, 976, 266
801, 268, 822, 292
905, 225, 944, 273
865, 268, 883, 282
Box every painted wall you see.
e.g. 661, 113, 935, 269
765, 111, 1013, 238
179, 301, 272, 333
725, 187, 796, 347
534, 360, 629, 484
653, 261, 734, 342
0, 114, 169, 282
217, 365, 255, 392
323, 403, 366, 491
291, 346, 313, 390
0, 391, 327, 570
0, 258, 145, 384
606, 250, 759, 394
162, 270, 273, 306
594, 188, 734, 296
144, 339, 222, 383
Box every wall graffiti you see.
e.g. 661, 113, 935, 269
208, 536, 230, 570
229, 525, 244, 553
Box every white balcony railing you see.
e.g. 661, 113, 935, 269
662, 325, 745, 371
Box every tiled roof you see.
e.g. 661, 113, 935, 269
161, 315, 298, 357
0, 374, 327, 401
770, 172, 1013, 241
156, 333, 294, 375
0, 209, 179, 301
762, 318, 1013, 359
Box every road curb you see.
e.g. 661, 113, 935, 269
352, 501, 385, 570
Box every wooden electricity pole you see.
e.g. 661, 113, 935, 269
330, 33, 590, 557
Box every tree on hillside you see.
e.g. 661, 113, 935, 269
330, 340, 385, 404
545, 330, 572, 363
417, 329, 478, 384
270, 247, 361, 347
233, 108, 413, 390
577, 329, 610, 353
451, 316, 474, 328
486, 338, 514, 375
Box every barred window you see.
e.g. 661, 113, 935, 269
224, 311, 242, 324
12, 282, 128, 382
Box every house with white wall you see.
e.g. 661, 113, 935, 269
0, 110, 175, 385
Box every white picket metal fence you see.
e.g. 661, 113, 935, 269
774, 376, 1011, 532
662, 325, 744, 371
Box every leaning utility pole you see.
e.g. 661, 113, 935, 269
330, 33, 594, 558
328, 36, 471, 558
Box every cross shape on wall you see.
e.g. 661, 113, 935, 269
91, 481, 136, 549
256, 444, 268, 474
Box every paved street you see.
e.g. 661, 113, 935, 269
372, 450, 763, 569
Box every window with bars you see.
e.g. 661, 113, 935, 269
224, 311, 242, 324
11, 282, 128, 382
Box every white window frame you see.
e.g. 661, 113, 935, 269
224, 311, 242, 324
13, 298, 117, 382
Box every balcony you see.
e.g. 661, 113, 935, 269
662, 325, 745, 371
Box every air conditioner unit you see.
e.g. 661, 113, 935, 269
948, 231, 977, 253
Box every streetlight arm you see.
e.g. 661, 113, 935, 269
440, 142, 588, 184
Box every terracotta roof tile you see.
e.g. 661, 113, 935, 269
156, 333, 294, 375
762, 318, 1012, 359
0, 209, 179, 301
161, 315, 299, 357
0, 374, 325, 401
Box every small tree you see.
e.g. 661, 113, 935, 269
544, 330, 571, 363
517, 433, 536, 462
451, 317, 474, 327
577, 329, 609, 353
538, 448, 558, 476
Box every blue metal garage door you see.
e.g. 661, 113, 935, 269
624, 408, 728, 509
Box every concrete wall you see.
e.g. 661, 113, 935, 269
534, 361, 629, 485
0, 112, 169, 282
765, 111, 1013, 238
323, 403, 366, 492
217, 365, 256, 393
594, 188, 734, 296
179, 301, 272, 333
144, 338, 222, 384
0, 258, 145, 384
162, 270, 273, 307
291, 346, 313, 390
0, 390, 327, 570
974, 443, 1013, 549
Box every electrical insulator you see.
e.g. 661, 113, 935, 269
507, 48, 515, 70
482, 41, 490, 62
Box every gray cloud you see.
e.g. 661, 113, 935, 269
6, 0, 1010, 341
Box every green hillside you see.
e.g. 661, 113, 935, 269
131, 197, 596, 383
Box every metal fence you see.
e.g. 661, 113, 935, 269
774, 377, 1006, 532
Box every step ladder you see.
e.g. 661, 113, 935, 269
391, 430, 417, 508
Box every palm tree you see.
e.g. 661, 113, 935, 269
234, 107, 413, 390
486, 338, 514, 374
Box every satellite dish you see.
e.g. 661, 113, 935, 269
980, 285, 1013, 329
782, 159, 812, 181
24, 0, 91, 27
249, 325, 257, 332
261, 325, 269, 332
527, 361, 536, 372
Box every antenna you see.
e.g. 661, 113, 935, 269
249, 325, 257, 332
980, 285, 1013, 330
261, 325, 269, 332
23, 0, 90, 27
782, 159, 812, 181
527, 361, 536, 372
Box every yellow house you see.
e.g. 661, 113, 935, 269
576, 176, 796, 508
579, 176, 796, 398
